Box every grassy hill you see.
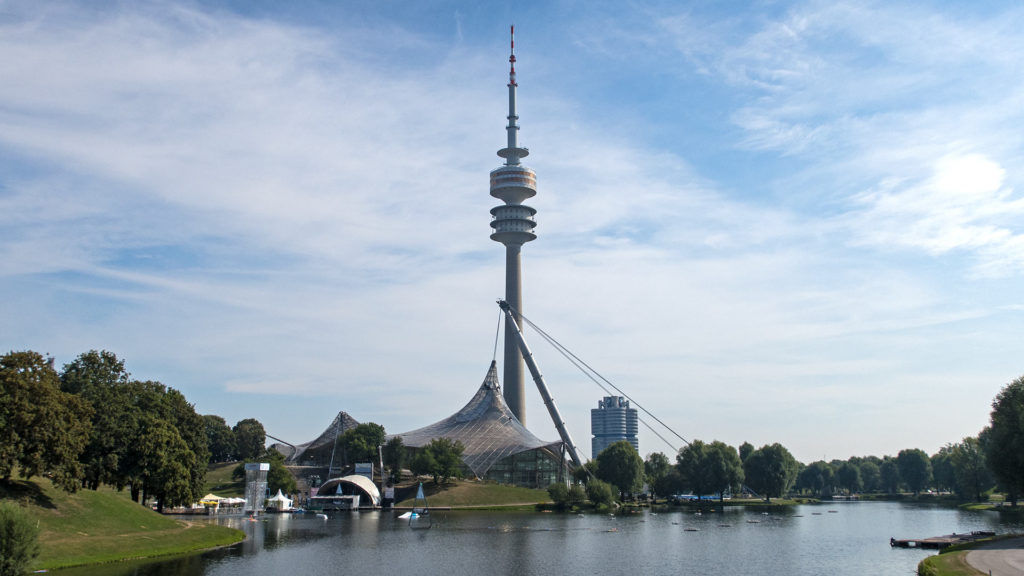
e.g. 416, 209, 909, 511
394, 479, 551, 509
204, 461, 245, 497
0, 478, 243, 570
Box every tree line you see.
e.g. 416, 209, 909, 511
572, 373, 1024, 506
0, 349, 273, 511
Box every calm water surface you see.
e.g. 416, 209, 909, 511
57, 502, 1024, 576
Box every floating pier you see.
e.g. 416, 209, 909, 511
890, 531, 996, 549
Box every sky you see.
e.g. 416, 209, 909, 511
2, 0, 1023, 465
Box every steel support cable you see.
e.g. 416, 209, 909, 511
505, 302, 692, 450
511, 317, 680, 455
524, 319, 681, 455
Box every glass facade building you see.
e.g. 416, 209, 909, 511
591, 396, 639, 457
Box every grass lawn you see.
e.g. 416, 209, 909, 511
394, 479, 550, 509
918, 551, 986, 576
0, 478, 243, 570
203, 461, 245, 497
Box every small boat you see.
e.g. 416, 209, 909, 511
409, 483, 431, 530
316, 513, 328, 520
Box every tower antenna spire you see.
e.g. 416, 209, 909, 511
509, 25, 516, 86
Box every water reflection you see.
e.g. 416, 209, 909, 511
52, 503, 1024, 576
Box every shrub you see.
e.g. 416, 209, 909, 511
568, 484, 587, 506
548, 483, 569, 508
0, 501, 40, 576
586, 479, 616, 507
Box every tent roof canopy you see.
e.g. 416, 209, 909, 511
392, 361, 562, 478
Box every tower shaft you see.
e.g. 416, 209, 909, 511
490, 26, 537, 425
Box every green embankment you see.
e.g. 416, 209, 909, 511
917, 551, 985, 576
394, 480, 550, 509
204, 461, 245, 497
0, 478, 243, 570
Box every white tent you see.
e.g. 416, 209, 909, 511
266, 489, 293, 510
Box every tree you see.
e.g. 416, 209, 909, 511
676, 440, 744, 502
339, 423, 386, 465
136, 417, 195, 513
60, 350, 132, 490
880, 457, 901, 494
585, 478, 616, 507
738, 442, 755, 463
743, 443, 799, 502
233, 418, 266, 461
653, 468, 683, 500
409, 449, 437, 480
596, 441, 644, 499
0, 501, 40, 576
796, 461, 833, 497
573, 460, 598, 485
382, 436, 406, 483
409, 438, 464, 484
265, 449, 297, 495
858, 460, 881, 493
204, 415, 236, 463
1, 351, 92, 492
425, 437, 464, 484
984, 375, 1024, 505
836, 462, 862, 494
951, 436, 991, 502
896, 449, 932, 496
930, 446, 956, 494
645, 452, 672, 500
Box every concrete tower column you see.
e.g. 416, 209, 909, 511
503, 244, 525, 421
490, 26, 536, 425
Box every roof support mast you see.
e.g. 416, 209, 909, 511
498, 300, 584, 467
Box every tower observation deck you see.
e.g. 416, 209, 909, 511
491, 26, 537, 425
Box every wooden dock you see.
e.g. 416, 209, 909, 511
890, 531, 996, 549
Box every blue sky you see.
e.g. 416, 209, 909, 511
3, 0, 1023, 464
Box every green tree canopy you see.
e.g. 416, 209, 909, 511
382, 436, 406, 484
59, 350, 133, 490
0, 351, 92, 492
984, 375, 1024, 504
743, 443, 799, 502
233, 418, 266, 461
836, 462, 862, 494
409, 437, 464, 484
738, 442, 755, 463
204, 415, 236, 463
951, 436, 991, 502
644, 452, 672, 499
339, 423, 386, 465
858, 460, 881, 492
930, 445, 956, 494
596, 441, 644, 499
796, 461, 833, 497
880, 457, 901, 494
896, 448, 933, 496
676, 440, 744, 501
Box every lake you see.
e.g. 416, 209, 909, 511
55, 501, 1024, 575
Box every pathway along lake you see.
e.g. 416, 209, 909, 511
57, 501, 1024, 576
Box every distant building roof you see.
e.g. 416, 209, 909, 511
393, 361, 562, 478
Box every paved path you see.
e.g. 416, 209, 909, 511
966, 537, 1024, 576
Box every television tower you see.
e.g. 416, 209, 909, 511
490, 25, 537, 425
